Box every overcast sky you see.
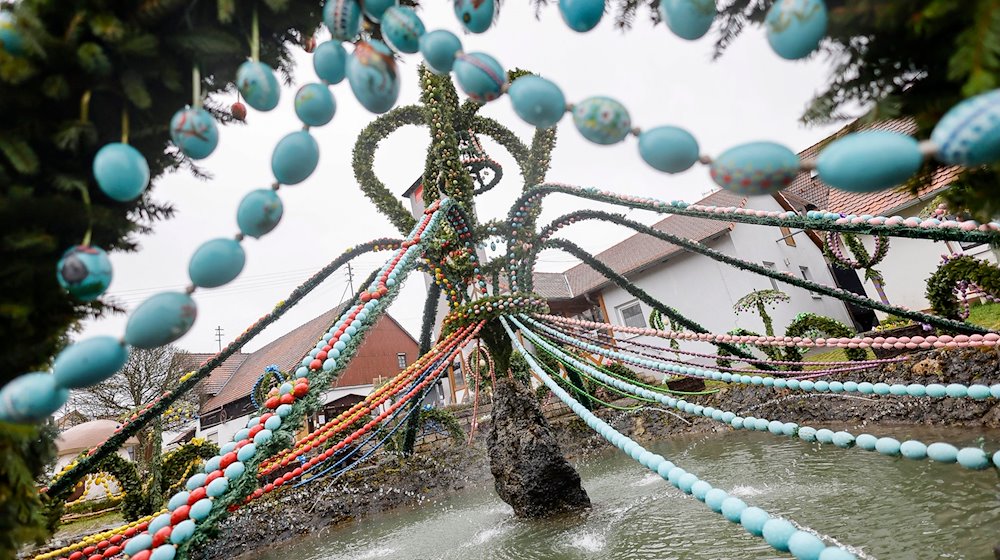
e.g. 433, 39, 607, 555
78, 1, 843, 354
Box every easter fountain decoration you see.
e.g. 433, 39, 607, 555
1, 1, 1000, 559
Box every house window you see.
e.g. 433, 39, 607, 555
799, 266, 822, 299
779, 226, 797, 247
618, 301, 646, 328
204, 432, 218, 444
397, 352, 407, 368
452, 361, 465, 388
762, 261, 780, 290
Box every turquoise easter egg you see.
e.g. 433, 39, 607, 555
347, 40, 400, 114
169, 520, 196, 545
710, 141, 798, 194
931, 89, 1000, 166
53, 336, 128, 389
272, 131, 320, 184
453, 52, 507, 103
508, 75, 566, 129
638, 126, 699, 173
817, 131, 921, 192
236, 61, 280, 111
419, 30, 462, 75
189, 498, 212, 521
0, 12, 24, 55
659, 0, 715, 40
313, 41, 348, 84
189, 238, 245, 288
364, 0, 397, 21
765, 0, 827, 60
762, 519, 797, 551
57, 245, 112, 301
125, 292, 197, 348
124, 533, 153, 555
572, 96, 631, 145
237, 189, 283, 239
0, 373, 68, 423
169, 107, 218, 160
236, 443, 256, 462
150, 544, 176, 560
206, 477, 229, 497
382, 6, 425, 54
294, 83, 336, 127
324, 0, 362, 41
93, 143, 150, 202
454, 0, 494, 33
558, 0, 604, 32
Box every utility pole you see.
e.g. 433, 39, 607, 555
346, 262, 354, 293
214, 326, 224, 352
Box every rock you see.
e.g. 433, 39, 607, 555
487, 378, 591, 517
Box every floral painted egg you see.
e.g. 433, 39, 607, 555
453, 52, 507, 103
124, 291, 197, 349
93, 143, 150, 201
271, 131, 320, 184
638, 126, 699, 173
765, 0, 827, 60
572, 96, 631, 145
313, 41, 347, 84
237, 189, 283, 239
454, 0, 494, 33
189, 238, 246, 288
659, 0, 715, 40
817, 131, 921, 192
324, 0, 362, 41
0, 373, 68, 423
382, 6, 425, 54
57, 245, 112, 301
169, 107, 218, 160
419, 30, 462, 75
508, 75, 566, 129
931, 89, 1000, 166
236, 61, 280, 111
346, 40, 400, 114
558, 0, 604, 32
53, 336, 129, 389
709, 141, 798, 194
294, 83, 336, 127
0, 11, 24, 55
364, 0, 397, 21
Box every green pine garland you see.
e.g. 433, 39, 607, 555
926, 255, 1000, 319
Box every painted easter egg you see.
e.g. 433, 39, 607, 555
57, 245, 112, 301
453, 52, 507, 103
709, 141, 798, 194
454, 0, 494, 33
817, 131, 921, 192
124, 292, 197, 349
324, 0, 362, 41
53, 336, 129, 389
364, 0, 397, 21
313, 41, 347, 84
169, 107, 218, 160
659, 0, 715, 40
347, 40, 400, 114
189, 238, 245, 288
558, 0, 604, 32
236, 61, 280, 111
0, 11, 24, 55
237, 189, 283, 238
638, 126, 699, 173
572, 96, 631, 145
294, 83, 336, 127
150, 544, 176, 560
0, 373, 69, 423
382, 6, 425, 54
419, 30, 462, 75
931, 89, 1000, 166
93, 143, 150, 202
508, 75, 565, 129
272, 131, 320, 184
169, 520, 196, 545
765, 0, 827, 60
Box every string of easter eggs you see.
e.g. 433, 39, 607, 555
514, 316, 1000, 476
502, 316, 862, 560
527, 315, 1000, 401
31, 512, 163, 560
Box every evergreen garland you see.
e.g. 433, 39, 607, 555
784, 312, 868, 362
0, 421, 59, 557
158, 438, 219, 495
926, 254, 1000, 318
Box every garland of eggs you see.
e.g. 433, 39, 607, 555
516, 316, 1000, 475
502, 317, 861, 560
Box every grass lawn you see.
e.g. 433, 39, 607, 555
54, 510, 124, 540
967, 301, 1000, 330
800, 347, 876, 370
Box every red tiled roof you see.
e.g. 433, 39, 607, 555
179, 352, 250, 396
